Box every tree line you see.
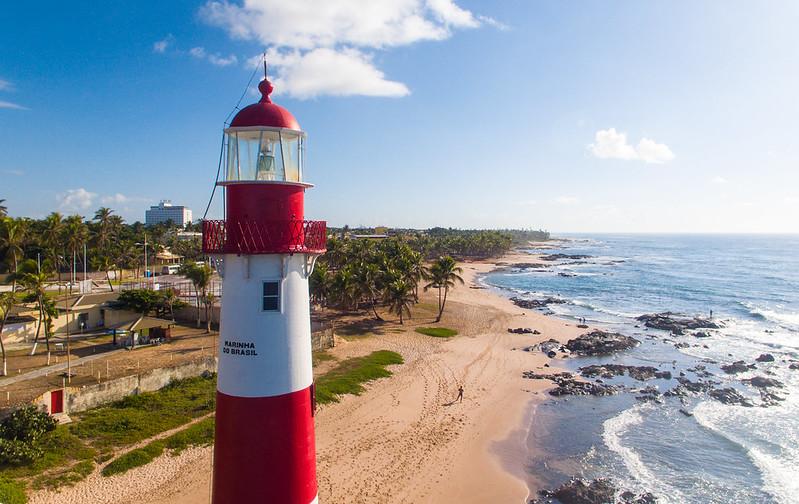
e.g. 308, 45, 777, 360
310, 237, 464, 324
0, 204, 204, 286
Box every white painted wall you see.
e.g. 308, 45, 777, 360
216, 253, 313, 398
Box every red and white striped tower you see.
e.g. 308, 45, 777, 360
203, 75, 326, 504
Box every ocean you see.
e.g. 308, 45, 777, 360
482, 234, 799, 504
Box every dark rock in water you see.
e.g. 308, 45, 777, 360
636, 312, 721, 335
565, 330, 640, 356
666, 377, 716, 397
547, 350, 557, 358
755, 353, 775, 362
577, 324, 589, 329
635, 386, 663, 403
531, 478, 658, 504
511, 297, 567, 309
790, 363, 799, 370
709, 387, 754, 407
523, 371, 619, 397
539, 253, 592, 262
743, 376, 784, 388
558, 272, 577, 277
721, 360, 756, 374
508, 262, 550, 269
679, 408, 693, 417
693, 331, 711, 338
674, 342, 691, 349
759, 389, 785, 407
579, 364, 671, 381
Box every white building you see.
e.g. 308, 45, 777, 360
145, 200, 192, 227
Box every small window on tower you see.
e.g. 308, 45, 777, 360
262, 281, 280, 312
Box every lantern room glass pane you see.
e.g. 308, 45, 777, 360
281, 133, 300, 182
224, 129, 305, 183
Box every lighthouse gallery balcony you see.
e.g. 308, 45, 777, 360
202, 219, 327, 255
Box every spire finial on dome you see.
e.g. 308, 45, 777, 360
258, 53, 273, 103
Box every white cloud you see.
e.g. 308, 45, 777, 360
1, 169, 24, 176
636, 137, 675, 164
57, 188, 97, 212
711, 176, 728, 185
0, 79, 12, 91
207, 53, 238, 66
589, 128, 674, 164
200, 0, 494, 98
0, 101, 26, 110
153, 35, 174, 53
189, 46, 207, 59
555, 196, 579, 205
99, 193, 150, 205
268, 48, 409, 99
188, 46, 237, 66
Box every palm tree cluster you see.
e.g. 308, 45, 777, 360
310, 237, 428, 324
0, 206, 204, 285
310, 237, 466, 325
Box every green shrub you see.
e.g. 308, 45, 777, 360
0, 478, 26, 504
415, 327, 458, 338
0, 406, 58, 466
315, 351, 404, 404
102, 442, 164, 477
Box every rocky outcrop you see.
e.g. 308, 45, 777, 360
742, 376, 783, 389
508, 262, 551, 269
579, 364, 672, 381
511, 297, 567, 309
508, 327, 541, 335
636, 313, 720, 335
720, 361, 756, 374
709, 387, 754, 407
565, 330, 640, 356
522, 371, 619, 397
531, 478, 657, 504
538, 253, 592, 262
755, 353, 775, 362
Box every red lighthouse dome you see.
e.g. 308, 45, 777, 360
230, 79, 300, 130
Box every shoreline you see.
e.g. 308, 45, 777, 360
29, 247, 583, 504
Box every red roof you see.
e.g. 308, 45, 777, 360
230, 79, 300, 130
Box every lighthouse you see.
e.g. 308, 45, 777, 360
203, 74, 326, 504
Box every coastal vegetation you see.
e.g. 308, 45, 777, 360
314, 350, 404, 404
102, 416, 215, 477
415, 327, 458, 338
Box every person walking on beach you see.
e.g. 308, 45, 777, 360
457, 385, 464, 403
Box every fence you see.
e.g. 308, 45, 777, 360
31, 356, 217, 414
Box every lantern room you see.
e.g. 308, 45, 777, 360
221, 78, 306, 185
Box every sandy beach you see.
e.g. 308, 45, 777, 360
31, 251, 590, 504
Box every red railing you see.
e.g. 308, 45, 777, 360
202, 220, 327, 254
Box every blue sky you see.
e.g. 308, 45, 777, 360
1, 1, 798, 233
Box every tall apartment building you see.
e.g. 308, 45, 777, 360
145, 200, 193, 227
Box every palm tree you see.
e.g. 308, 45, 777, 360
42, 212, 65, 283
90, 254, 116, 291
93, 207, 114, 252
309, 262, 332, 307
0, 292, 15, 376
424, 256, 464, 323
21, 270, 52, 363
0, 217, 28, 292
358, 262, 384, 321
64, 215, 88, 281
179, 262, 212, 329
384, 280, 414, 324
204, 292, 216, 333
0, 199, 7, 218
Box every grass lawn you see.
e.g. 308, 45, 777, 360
315, 350, 404, 404
0, 374, 216, 496
312, 350, 336, 367
102, 416, 215, 477
415, 327, 458, 338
